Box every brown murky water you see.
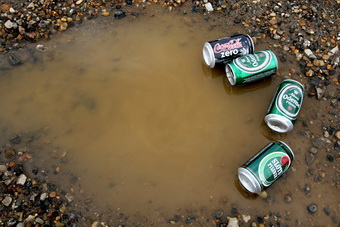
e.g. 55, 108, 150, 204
0, 6, 338, 226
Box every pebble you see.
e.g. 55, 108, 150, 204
16, 174, 27, 185
8, 54, 21, 66
307, 204, 318, 214
2, 196, 12, 206
304, 49, 316, 59
205, 3, 214, 12
305, 153, 315, 165
335, 131, 340, 140
4, 20, 18, 29
0, 165, 7, 173
227, 217, 239, 227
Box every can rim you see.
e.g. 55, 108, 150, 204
238, 167, 262, 194
277, 141, 295, 159
245, 34, 255, 53
264, 113, 294, 133
225, 64, 236, 85
203, 42, 215, 68
282, 79, 304, 90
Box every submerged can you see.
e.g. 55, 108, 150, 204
225, 50, 278, 86
264, 79, 304, 133
238, 141, 294, 194
203, 34, 254, 68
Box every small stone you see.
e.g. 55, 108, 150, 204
304, 49, 316, 59
2, 196, 12, 206
36, 44, 46, 52
307, 204, 317, 214
311, 138, 329, 149
326, 155, 334, 162
65, 193, 74, 203
309, 147, 318, 154
259, 190, 267, 198
91, 221, 100, 227
114, 10, 126, 19
0, 165, 7, 173
35, 218, 44, 224
305, 70, 313, 77
8, 54, 21, 66
242, 214, 251, 223
335, 131, 340, 140
16, 223, 25, 227
227, 217, 239, 227
49, 191, 57, 198
316, 87, 325, 100
318, 170, 326, 178
102, 11, 110, 16
75, 0, 83, 5
284, 194, 292, 203
324, 131, 330, 138
328, 46, 339, 56
205, 3, 214, 12
40, 192, 48, 201
213, 210, 224, 219
25, 215, 35, 223
4, 20, 17, 29
273, 34, 281, 40
269, 12, 276, 17
9, 7, 16, 13
5, 148, 16, 159
17, 174, 27, 185
27, 2, 35, 9
234, 17, 241, 24
305, 153, 315, 165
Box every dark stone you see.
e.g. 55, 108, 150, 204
48, 183, 57, 191
10, 136, 21, 144
185, 216, 196, 224
329, 69, 336, 75
311, 138, 328, 149
234, 17, 241, 24
326, 155, 334, 162
32, 168, 39, 175
307, 204, 318, 214
115, 5, 121, 9
114, 10, 126, 19
13, 164, 24, 176
257, 216, 264, 223
323, 207, 331, 216
213, 210, 224, 219
8, 53, 21, 66
230, 207, 238, 216
125, 0, 132, 5
279, 54, 287, 62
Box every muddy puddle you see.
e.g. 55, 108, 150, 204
0, 5, 338, 226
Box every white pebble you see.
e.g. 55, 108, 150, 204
17, 174, 27, 185
205, 3, 214, 12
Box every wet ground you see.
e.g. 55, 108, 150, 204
0, 1, 339, 227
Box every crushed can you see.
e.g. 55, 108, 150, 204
225, 50, 278, 86
203, 34, 254, 68
264, 79, 304, 133
238, 141, 294, 194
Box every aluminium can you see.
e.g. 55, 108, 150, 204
238, 141, 294, 194
225, 50, 278, 86
264, 79, 304, 133
202, 34, 254, 68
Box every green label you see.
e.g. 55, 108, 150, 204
258, 152, 291, 187
234, 50, 271, 73
276, 85, 303, 118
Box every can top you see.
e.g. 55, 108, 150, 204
225, 64, 236, 85
238, 167, 262, 194
203, 42, 215, 68
265, 114, 294, 133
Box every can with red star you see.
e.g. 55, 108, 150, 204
265, 79, 304, 133
238, 141, 294, 194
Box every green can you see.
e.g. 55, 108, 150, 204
238, 141, 294, 194
264, 79, 304, 133
225, 50, 278, 85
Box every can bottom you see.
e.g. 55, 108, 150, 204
238, 167, 262, 194
265, 114, 293, 133
203, 42, 215, 68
